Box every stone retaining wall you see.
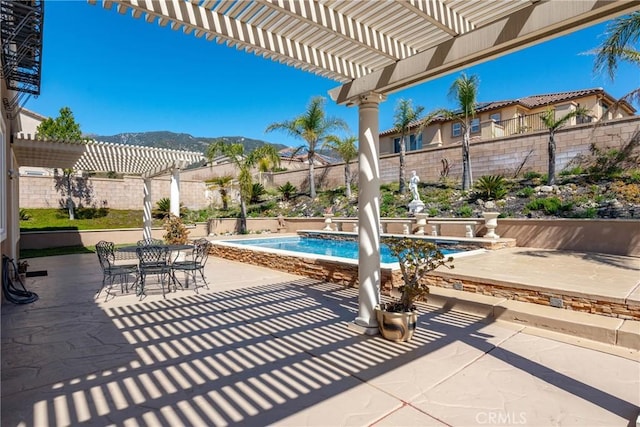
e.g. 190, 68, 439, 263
210, 242, 639, 321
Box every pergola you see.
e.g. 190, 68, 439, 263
12, 132, 205, 239
91, 0, 640, 335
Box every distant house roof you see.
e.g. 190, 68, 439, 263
278, 147, 337, 165
380, 88, 636, 136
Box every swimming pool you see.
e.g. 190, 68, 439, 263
219, 235, 479, 264
211, 233, 487, 290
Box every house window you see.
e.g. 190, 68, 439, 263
601, 101, 610, 119
470, 118, 480, 133
489, 112, 501, 123
394, 134, 423, 153
409, 134, 423, 151
452, 122, 462, 137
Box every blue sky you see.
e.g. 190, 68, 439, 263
27, 2, 638, 148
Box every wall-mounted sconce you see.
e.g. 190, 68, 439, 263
7, 169, 17, 180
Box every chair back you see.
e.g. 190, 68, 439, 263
137, 238, 164, 246
193, 239, 211, 267
136, 245, 170, 268
96, 240, 116, 270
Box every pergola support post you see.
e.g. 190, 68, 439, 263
170, 168, 180, 217
143, 177, 153, 240
349, 92, 385, 336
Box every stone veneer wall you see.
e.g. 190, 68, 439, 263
210, 242, 639, 321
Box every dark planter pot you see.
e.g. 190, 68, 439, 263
375, 305, 418, 342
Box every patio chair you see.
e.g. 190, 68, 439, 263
135, 245, 172, 299
137, 238, 164, 246
95, 240, 139, 301
171, 238, 211, 293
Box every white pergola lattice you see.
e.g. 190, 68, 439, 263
13, 133, 204, 177
90, 0, 639, 105
13, 133, 206, 239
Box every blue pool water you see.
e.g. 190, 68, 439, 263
222, 236, 465, 264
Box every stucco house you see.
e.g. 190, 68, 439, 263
379, 88, 636, 155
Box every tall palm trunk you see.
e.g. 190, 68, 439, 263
548, 130, 557, 185
344, 164, 352, 198
239, 199, 247, 234
461, 128, 472, 190
308, 156, 316, 198
399, 135, 407, 194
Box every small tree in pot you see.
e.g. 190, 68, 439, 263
378, 237, 454, 341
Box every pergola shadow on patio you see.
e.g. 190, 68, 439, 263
1, 254, 637, 426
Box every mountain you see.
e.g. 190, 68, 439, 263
87, 131, 288, 154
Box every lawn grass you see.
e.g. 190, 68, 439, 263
20, 243, 137, 259
20, 208, 163, 231
20, 245, 96, 259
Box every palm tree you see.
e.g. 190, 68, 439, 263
205, 141, 280, 233
445, 73, 480, 191
265, 96, 348, 198
323, 135, 358, 198
205, 174, 233, 210
593, 12, 640, 107
541, 106, 590, 185
393, 99, 424, 194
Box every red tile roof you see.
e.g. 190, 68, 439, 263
380, 88, 635, 136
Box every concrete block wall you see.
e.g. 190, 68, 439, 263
18, 117, 639, 210
19, 175, 209, 210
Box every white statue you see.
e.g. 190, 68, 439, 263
409, 170, 420, 201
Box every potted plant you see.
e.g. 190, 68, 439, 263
17, 259, 29, 283
377, 237, 454, 342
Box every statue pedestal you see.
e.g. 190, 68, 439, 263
414, 213, 428, 235
408, 200, 425, 215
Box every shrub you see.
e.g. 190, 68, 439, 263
560, 166, 584, 176
526, 197, 573, 215
457, 205, 473, 218
610, 181, 640, 203
474, 175, 508, 200
516, 187, 535, 198
278, 181, 297, 201
163, 214, 190, 244
523, 171, 542, 180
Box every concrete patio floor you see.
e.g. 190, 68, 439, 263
1, 250, 639, 426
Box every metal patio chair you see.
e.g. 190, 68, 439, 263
170, 238, 211, 293
95, 240, 139, 301
135, 245, 172, 299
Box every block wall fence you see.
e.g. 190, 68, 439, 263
19, 117, 639, 211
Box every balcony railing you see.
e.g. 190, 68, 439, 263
494, 112, 595, 137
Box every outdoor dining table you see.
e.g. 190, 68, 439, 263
117, 244, 196, 296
